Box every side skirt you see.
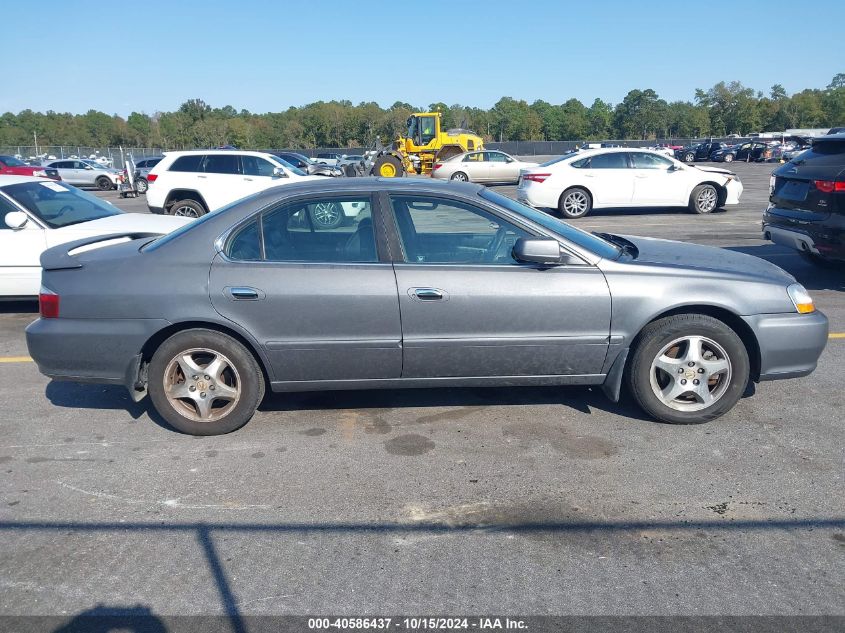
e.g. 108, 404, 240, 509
270, 374, 606, 393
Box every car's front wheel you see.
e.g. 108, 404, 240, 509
723, 154, 734, 163
309, 201, 343, 229
148, 329, 265, 435
626, 314, 749, 424
689, 184, 718, 214
96, 176, 113, 190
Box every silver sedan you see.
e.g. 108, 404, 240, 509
43, 159, 120, 190
432, 150, 538, 184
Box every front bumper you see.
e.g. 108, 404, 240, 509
742, 311, 829, 381
26, 317, 170, 391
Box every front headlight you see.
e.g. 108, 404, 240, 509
787, 283, 815, 314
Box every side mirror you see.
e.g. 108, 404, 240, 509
85, 165, 94, 170
272, 167, 288, 178
513, 238, 564, 265
4, 211, 29, 230
668, 163, 682, 172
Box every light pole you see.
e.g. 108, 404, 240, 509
33, 130, 38, 156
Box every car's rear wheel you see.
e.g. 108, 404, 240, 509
689, 184, 718, 214
309, 201, 343, 229
626, 314, 749, 425
450, 171, 469, 182
169, 199, 207, 217
684, 152, 696, 163
148, 329, 265, 435
96, 176, 113, 191
559, 187, 592, 218
723, 153, 734, 163
135, 177, 148, 194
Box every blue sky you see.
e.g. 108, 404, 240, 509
2, 0, 842, 116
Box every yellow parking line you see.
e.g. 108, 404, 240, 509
830, 333, 845, 339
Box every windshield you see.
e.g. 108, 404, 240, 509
479, 189, 621, 259
270, 156, 308, 177
0, 155, 26, 167
539, 151, 578, 167
2, 181, 121, 228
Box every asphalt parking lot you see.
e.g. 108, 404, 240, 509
1, 162, 843, 620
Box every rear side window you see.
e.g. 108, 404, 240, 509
169, 155, 204, 172
202, 154, 240, 174
588, 153, 628, 169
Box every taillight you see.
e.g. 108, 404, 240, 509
523, 173, 551, 183
813, 180, 845, 193
433, 163, 442, 170
39, 287, 60, 318
146, 173, 158, 183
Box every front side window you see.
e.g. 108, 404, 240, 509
630, 152, 673, 169
227, 197, 377, 263
2, 181, 121, 228
202, 154, 240, 174
0, 194, 20, 229
419, 117, 436, 144
589, 153, 628, 169
241, 155, 277, 177
390, 195, 530, 265
486, 152, 509, 163
169, 155, 204, 172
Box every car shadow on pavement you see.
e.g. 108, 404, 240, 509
724, 245, 844, 291
44, 382, 173, 431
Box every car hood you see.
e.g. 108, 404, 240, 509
693, 164, 734, 176
53, 213, 192, 236
617, 235, 794, 285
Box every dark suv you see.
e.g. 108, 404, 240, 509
763, 133, 845, 266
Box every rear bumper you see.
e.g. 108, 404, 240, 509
743, 311, 829, 381
762, 208, 845, 261
25, 317, 169, 390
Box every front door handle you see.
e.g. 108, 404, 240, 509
411, 287, 445, 301
228, 286, 262, 300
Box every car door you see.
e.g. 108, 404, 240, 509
208, 193, 402, 384
629, 152, 689, 205
487, 151, 514, 181
581, 152, 635, 205
460, 152, 490, 182
49, 161, 75, 184
0, 193, 47, 296
199, 154, 252, 211
78, 161, 100, 186
386, 193, 611, 378
240, 155, 288, 195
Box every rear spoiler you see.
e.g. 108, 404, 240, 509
40, 232, 164, 271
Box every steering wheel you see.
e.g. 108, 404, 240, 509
58, 205, 74, 215
487, 226, 509, 263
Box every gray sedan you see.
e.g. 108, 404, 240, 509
432, 150, 538, 183
27, 178, 827, 435
43, 159, 120, 190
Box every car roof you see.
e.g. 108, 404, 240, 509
162, 150, 280, 158
249, 176, 485, 199
816, 132, 845, 142
0, 174, 53, 186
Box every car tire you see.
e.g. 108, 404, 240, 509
308, 201, 344, 229
96, 176, 113, 191
135, 178, 148, 194
689, 184, 718, 214
450, 171, 469, 182
684, 152, 696, 163
148, 329, 265, 436
626, 314, 749, 425
723, 154, 734, 163
558, 187, 592, 218
373, 155, 404, 178
169, 198, 207, 218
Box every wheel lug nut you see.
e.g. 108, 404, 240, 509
204, 375, 210, 380
688, 362, 695, 367
698, 368, 705, 373
680, 379, 687, 385
693, 379, 700, 385
209, 385, 215, 391
189, 385, 196, 392
192, 375, 198, 380
677, 368, 684, 374
200, 392, 206, 398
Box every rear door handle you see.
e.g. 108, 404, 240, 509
411, 287, 445, 301
228, 286, 263, 300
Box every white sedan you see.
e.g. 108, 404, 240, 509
517, 148, 743, 218
0, 175, 190, 297
431, 150, 538, 184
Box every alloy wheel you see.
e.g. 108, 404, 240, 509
649, 335, 732, 412
696, 187, 717, 212
163, 348, 241, 422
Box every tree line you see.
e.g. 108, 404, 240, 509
1, 75, 843, 151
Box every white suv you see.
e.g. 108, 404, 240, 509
147, 150, 323, 219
